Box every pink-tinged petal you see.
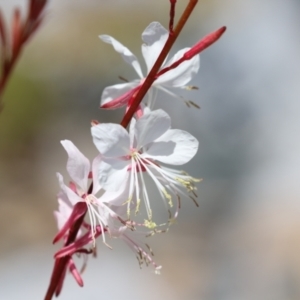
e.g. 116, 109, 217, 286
54, 198, 72, 230
141, 22, 169, 73
97, 158, 129, 192
99, 35, 143, 78
135, 109, 171, 149
101, 82, 140, 109
57, 190, 73, 209
144, 129, 198, 165
91, 123, 130, 157
155, 48, 200, 87
53, 202, 87, 244
57, 173, 82, 206
61, 140, 90, 191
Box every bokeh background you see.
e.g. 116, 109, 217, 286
1, 0, 300, 299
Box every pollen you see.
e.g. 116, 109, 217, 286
144, 219, 157, 229
162, 188, 173, 207
135, 198, 141, 215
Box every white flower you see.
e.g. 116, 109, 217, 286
56, 140, 122, 246
99, 22, 200, 109
55, 141, 162, 272
91, 109, 200, 224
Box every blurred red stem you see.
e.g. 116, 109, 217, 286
0, 0, 47, 111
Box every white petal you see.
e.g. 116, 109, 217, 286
129, 117, 137, 147
96, 202, 127, 238
135, 109, 171, 149
97, 158, 129, 192
99, 185, 129, 208
92, 123, 130, 157
155, 48, 200, 87
61, 140, 90, 191
56, 173, 82, 205
91, 154, 102, 194
141, 22, 169, 73
55, 198, 72, 230
100, 81, 140, 109
143, 129, 199, 165
99, 35, 143, 78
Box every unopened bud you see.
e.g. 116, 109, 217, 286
184, 26, 226, 60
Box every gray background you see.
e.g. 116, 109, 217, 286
1, 0, 300, 299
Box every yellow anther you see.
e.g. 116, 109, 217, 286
144, 219, 157, 229
162, 188, 173, 207
135, 198, 141, 215
168, 218, 177, 226
192, 177, 202, 183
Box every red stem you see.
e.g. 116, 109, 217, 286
169, 0, 177, 33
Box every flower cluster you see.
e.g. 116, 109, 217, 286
45, 6, 226, 298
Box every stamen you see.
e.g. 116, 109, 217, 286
189, 195, 199, 207
118, 75, 129, 82
162, 188, 173, 207
135, 198, 141, 215
185, 85, 199, 90
188, 100, 200, 109
145, 243, 154, 256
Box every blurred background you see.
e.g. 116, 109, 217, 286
1, 0, 300, 299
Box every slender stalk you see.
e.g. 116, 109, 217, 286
169, 0, 177, 33
120, 0, 198, 128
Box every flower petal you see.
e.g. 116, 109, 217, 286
91, 123, 130, 157
54, 198, 72, 230
129, 117, 137, 147
91, 154, 102, 194
141, 22, 169, 73
57, 173, 82, 205
97, 158, 129, 192
100, 185, 128, 206
135, 109, 171, 149
100, 82, 140, 109
61, 140, 90, 191
155, 48, 200, 87
143, 129, 198, 165
99, 35, 143, 78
